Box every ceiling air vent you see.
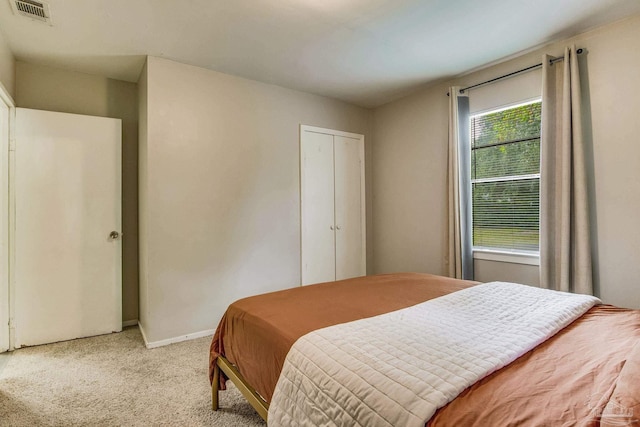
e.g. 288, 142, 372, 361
10, 0, 52, 24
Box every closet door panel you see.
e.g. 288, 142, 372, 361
301, 131, 335, 285
334, 136, 365, 280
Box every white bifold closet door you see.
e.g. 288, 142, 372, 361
301, 126, 365, 286
14, 108, 122, 347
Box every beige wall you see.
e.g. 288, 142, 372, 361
0, 31, 15, 99
15, 62, 139, 322
373, 83, 449, 275
372, 14, 640, 309
474, 260, 540, 287
139, 56, 373, 343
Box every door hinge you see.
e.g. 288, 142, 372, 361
9, 138, 16, 151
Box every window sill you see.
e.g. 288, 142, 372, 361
473, 248, 540, 266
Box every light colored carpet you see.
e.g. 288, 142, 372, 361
0, 327, 266, 426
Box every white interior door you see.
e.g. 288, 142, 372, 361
334, 135, 365, 280
301, 130, 335, 285
14, 108, 122, 347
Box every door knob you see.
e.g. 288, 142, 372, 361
109, 231, 120, 239
336, 226, 341, 230
330, 225, 334, 230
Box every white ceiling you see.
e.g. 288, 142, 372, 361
1, 0, 639, 107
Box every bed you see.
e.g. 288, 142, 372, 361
209, 273, 640, 426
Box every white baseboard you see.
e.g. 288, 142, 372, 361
122, 319, 138, 328
138, 324, 215, 349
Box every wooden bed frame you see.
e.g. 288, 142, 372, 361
211, 355, 269, 421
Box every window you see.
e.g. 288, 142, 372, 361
470, 100, 541, 253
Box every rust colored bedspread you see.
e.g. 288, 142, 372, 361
209, 273, 475, 402
209, 273, 640, 425
428, 304, 640, 426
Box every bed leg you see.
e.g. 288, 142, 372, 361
212, 361, 220, 411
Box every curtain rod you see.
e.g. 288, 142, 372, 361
447, 48, 584, 96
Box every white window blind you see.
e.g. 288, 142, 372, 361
471, 101, 541, 252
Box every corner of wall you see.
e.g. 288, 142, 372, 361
137, 59, 150, 334
137, 320, 150, 348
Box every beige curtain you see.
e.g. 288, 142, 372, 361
540, 46, 593, 294
447, 87, 472, 280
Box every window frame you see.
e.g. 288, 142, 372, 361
469, 98, 542, 264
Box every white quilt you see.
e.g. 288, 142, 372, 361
267, 282, 600, 427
